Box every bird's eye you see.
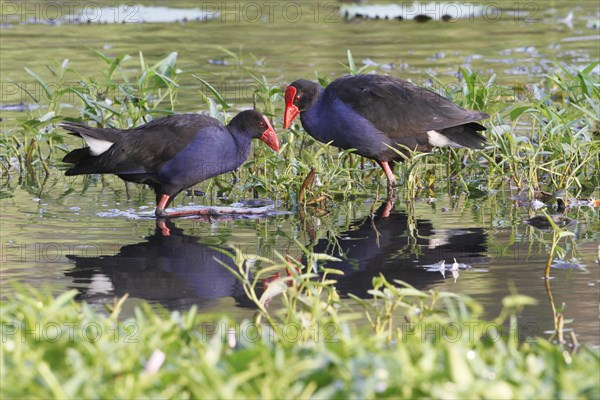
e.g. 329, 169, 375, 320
295, 95, 301, 101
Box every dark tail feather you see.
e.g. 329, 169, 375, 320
62, 143, 102, 176
60, 121, 120, 176
59, 122, 120, 142
62, 147, 91, 164
59, 122, 88, 138
441, 123, 487, 149
64, 157, 103, 176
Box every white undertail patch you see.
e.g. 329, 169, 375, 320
88, 273, 114, 295
81, 133, 114, 155
427, 130, 463, 148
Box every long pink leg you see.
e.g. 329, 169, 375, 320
155, 194, 171, 216
377, 161, 397, 197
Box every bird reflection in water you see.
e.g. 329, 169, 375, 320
65, 219, 254, 310
306, 201, 488, 297
66, 201, 488, 310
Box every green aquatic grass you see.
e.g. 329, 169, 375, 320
2, 268, 599, 398
2, 50, 598, 205
1, 50, 181, 175
486, 62, 600, 197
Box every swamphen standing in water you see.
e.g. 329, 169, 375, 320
284, 74, 489, 195
61, 110, 279, 217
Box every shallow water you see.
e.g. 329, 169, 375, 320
1, 1, 599, 345
2, 1, 599, 113
2, 174, 599, 343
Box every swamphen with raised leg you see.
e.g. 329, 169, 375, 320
61, 110, 279, 217
283, 74, 489, 194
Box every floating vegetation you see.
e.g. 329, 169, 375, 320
421, 258, 473, 281
67, 5, 219, 24
551, 259, 587, 270
340, 2, 490, 21
586, 18, 600, 30
2, 5, 220, 25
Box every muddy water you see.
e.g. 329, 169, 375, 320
1, 1, 599, 344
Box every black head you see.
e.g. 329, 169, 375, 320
283, 79, 321, 128
228, 110, 279, 151
287, 80, 320, 111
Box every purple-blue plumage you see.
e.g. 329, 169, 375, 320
284, 74, 489, 193
61, 110, 279, 216
300, 89, 394, 160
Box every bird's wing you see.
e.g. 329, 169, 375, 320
327, 75, 488, 137
98, 114, 222, 174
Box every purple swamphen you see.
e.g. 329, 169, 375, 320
62, 110, 279, 217
283, 74, 489, 194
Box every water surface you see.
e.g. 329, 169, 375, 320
1, 1, 599, 345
